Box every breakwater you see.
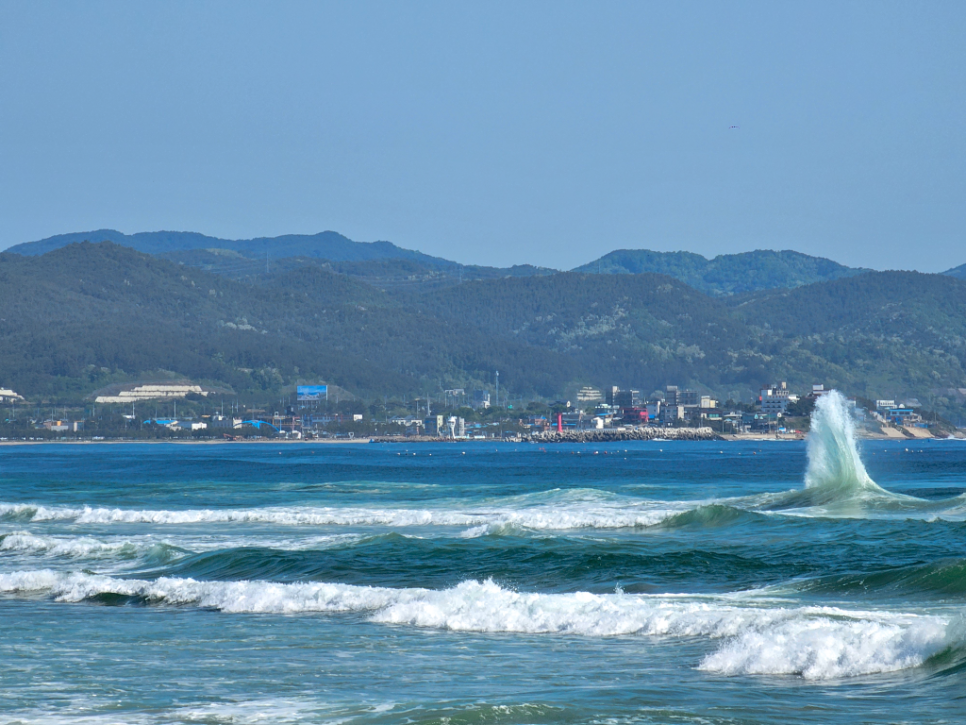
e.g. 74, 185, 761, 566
369, 427, 719, 443
526, 426, 719, 442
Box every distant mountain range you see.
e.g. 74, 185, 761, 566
13, 228, 963, 297
571, 249, 871, 296
7, 229, 448, 264
946, 262, 966, 280
3, 240, 966, 422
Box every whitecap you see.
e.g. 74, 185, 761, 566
0, 570, 951, 680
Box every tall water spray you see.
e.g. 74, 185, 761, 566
805, 390, 885, 497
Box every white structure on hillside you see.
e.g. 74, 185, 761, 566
577, 386, 603, 403
95, 384, 210, 404
0, 388, 24, 403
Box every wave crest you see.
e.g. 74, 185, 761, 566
0, 570, 951, 680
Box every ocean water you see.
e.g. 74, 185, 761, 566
2, 394, 966, 724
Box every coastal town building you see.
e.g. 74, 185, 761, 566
424, 415, 446, 436
887, 408, 923, 426
606, 387, 641, 407
472, 390, 491, 409
759, 382, 794, 416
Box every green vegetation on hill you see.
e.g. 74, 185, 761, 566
3, 242, 966, 423
157, 249, 556, 292
417, 273, 760, 399
0, 243, 576, 402
945, 262, 966, 281
572, 249, 870, 296
8, 229, 450, 265
10, 228, 887, 298
728, 272, 966, 409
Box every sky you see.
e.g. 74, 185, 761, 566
1, 1, 964, 272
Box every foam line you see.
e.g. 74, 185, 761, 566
0, 570, 950, 679
0, 499, 687, 530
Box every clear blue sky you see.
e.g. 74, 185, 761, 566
1, 1, 963, 271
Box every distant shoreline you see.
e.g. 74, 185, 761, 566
2, 428, 961, 445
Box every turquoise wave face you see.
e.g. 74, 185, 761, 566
3, 400, 966, 724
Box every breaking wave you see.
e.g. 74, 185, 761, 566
0, 530, 184, 562
754, 390, 965, 519
804, 390, 887, 499
0, 570, 954, 680
0, 493, 694, 531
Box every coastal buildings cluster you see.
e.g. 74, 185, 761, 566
0, 377, 951, 441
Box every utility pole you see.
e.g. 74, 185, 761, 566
495, 371, 499, 408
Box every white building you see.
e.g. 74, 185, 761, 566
760, 382, 791, 416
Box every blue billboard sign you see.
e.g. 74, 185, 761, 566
297, 385, 328, 401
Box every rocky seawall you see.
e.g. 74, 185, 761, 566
526, 427, 719, 443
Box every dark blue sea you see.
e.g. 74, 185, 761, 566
3, 395, 966, 724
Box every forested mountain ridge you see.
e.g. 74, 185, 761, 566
726, 272, 966, 408
945, 262, 966, 280
8, 229, 450, 265
3, 242, 966, 421
571, 249, 870, 296
417, 273, 761, 399
0, 243, 579, 400
10, 228, 937, 298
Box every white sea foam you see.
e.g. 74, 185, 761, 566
0, 530, 367, 564
0, 531, 146, 559
699, 612, 948, 679
0, 696, 363, 725
0, 570, 949, 679
0, 496, 689, 531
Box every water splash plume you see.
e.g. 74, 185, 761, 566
804, 390, 887, 500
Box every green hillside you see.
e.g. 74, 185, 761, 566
728, 272, 966, 406
8, 229, 450, 265
10, 229, 879, 298
419, 271, 966, 415
573, 249, 869, 296
157, 249, 557, 292
418, 273, 760, 399
945, 262, 966, 281
3, 242, 966, 422
0, 243, 577, 401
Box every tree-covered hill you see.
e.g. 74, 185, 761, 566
3, 242, 966, 421
0, 243, 578, 401
8, 229, 451, 265
729, 272, 966, 407
156, 248, 557, 292
418, 273, 760, 398
10, 228, 880, 298
572, 249, 869, 296
419, 270, 966, 415
945, 262, 966, 281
